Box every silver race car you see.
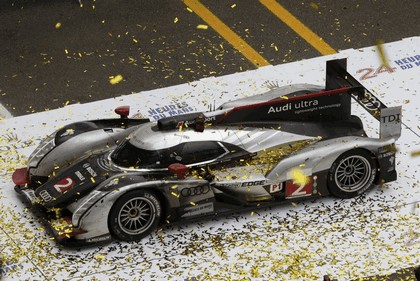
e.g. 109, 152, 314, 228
13, 59, 402, 246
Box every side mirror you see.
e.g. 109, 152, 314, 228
12, 168, 28, 186
115, 106, 130, 119
168, 163, 189, 180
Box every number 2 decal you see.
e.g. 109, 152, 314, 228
285, 180, 312, 198
54, 177, 74, 193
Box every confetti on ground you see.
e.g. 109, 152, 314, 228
197, 24, 209, 30
310, 2, 319, 10
1, 38, 419, 280
55, 22, 61, 29
109, 75, 124, 85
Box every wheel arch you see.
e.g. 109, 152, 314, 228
266, 137, 392, 191
105, 182, 169, 238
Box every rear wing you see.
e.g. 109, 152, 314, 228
326, 59, 402, 139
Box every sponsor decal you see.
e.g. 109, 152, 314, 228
380, 106, 402, 139
381, 112, 401, 124
269, 183, 283, 193
267, 99, 343, 117
39, 189, 53, 202
267, 100, 319, 114
350, 88, 386, 114
53, 177, 75, 193
181, 202, 214, 218
356, 168, 376, 195
181, 185, 210, 197
378, 145, 396, 172
394, 55, 420, 70
75, 170, 85, 181
147, 101, 194, 121
145, 192, 162, 214
83, 163, 97, 177
241, 180, 265, 187
86, 234, 112, 243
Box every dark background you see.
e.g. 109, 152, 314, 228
0, 0, 419, 117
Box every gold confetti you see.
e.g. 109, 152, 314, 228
190, 202, 196, 206
289, 167, 309, 186
64, 49, 68, 54
310, 2, 319, 10
197, 24, 208, 30
174, 17, 179, 23
376, 39, 391, 70
411, 150, 420, 157
109, 74, 123, 85
55, 22, 61, 29
95, 253, 106, 261
231, 4, 236, 8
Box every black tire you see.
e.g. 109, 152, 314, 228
108, 189, 161, 241
327, 149, 377, 199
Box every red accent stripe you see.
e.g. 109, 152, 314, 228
216, 87, 351, 123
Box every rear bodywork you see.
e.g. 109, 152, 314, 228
13, 59, 402, 246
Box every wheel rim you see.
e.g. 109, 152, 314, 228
334, 155, 371, 192
118, 197, 156, 235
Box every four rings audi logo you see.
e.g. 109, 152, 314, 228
181, 185, 210, 197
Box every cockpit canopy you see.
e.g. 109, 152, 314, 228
111, 139, 245, 169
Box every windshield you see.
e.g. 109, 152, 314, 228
111, 140, 183, 169
111, 139, 232, 169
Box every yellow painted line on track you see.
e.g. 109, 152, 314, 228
183, 0, 270, 68
259, 0, 336, 55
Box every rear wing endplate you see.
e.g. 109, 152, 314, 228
326, 59, 402, 139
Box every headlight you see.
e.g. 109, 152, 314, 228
72, 190, 109, 228
28, 132, 56, 168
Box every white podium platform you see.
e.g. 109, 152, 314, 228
1, 37, 419, 280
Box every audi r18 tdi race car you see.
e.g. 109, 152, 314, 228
13, 59, 402, 246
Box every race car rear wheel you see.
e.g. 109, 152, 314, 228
109, 190, 162, 241
327, 149, 377, 199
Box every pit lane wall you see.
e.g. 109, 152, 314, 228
0, 37, 419, 281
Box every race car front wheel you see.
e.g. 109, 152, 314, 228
109, 189, 162, 241
327, 149, 377, 199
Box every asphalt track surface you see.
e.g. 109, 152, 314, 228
0, 0, 419, 117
